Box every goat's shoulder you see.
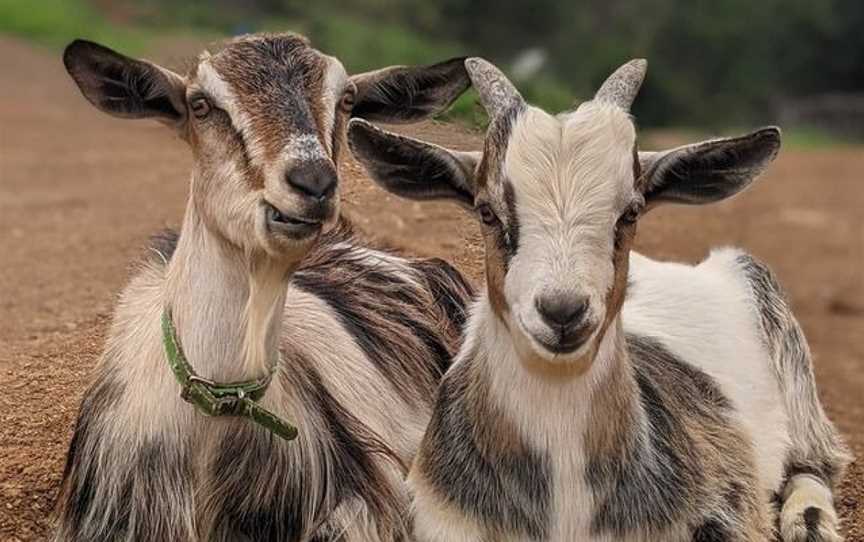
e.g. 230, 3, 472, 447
588, 334, 769, 539
624, 249, 767, 372
289, 219, 471, 398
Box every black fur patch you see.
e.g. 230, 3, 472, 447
412, 257, 473, 336
737, 252, 841, 487
205, 353, 404, 541
57, 368, 196, 540
348, 120, 476, 207
500, 180, 520, 267
417, 358, 552, 540
476, 103, 523, 270
692, 518, 731, 542
642, 128, 780, 205
588, 334, 739, 538
351, 57, 470, 123
64, 39, 185, 122
803, 506, 822, 541
58, 369, 126, 534
293, 224, 470, 404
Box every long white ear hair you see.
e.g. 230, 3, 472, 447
464, 57, 525, 118
593, 58, 647, 112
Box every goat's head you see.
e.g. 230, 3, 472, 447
64, 33, 469, 262
349, 57, 781, 372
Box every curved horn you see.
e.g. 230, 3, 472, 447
594, 58, 647, 112
465, 57, 524, 118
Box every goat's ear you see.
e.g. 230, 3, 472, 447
63, 39, 187, 126
349, 57, 470, 124
348, 119, 479, 207
639, 127, 781, 208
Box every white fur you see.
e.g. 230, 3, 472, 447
412, 250, 790, 541
623, 249, 791, 494
330, 242, 420, 285
284, 285, 428, 461
408, 473, 490, 542
407, 98, 835, 540
317, 56, 349, 154
503, 104, 638, 366
781, 474, 841, 542
196, 60, 260, 162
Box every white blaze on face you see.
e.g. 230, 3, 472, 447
197, 55, 348, 187
195, 59, 262, 161
316, 55, 349, 156
502, 103, 637, 361
280, 56, 347, 165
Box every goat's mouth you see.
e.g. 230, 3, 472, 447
519, 315, 595, 358
264, 201, 323, 240
534, 334, 590, 355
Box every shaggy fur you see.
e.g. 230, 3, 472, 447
349, 57, 850, 541
56, 224, 472, 541
55, 33, 473, 541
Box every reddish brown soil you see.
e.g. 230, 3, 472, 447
1, 36, 862, 541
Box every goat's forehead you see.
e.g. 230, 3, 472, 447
192, 35, 345, 112
501, 104, 637, 208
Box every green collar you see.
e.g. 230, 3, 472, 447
161, 309, 298, 441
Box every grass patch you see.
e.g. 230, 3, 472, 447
0, 0, 147, 53
8, 1, 851, 146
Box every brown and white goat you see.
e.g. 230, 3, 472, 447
55, 34, 474, 541
349, 58, 851, 541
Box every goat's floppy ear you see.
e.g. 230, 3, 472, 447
350, 57, 470, 124
639, 127, 781, 208
63, 39, 187, 126
348, 119, 479, 207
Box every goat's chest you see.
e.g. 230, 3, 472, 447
546, 451, 603, 542
516, 419, 690, 542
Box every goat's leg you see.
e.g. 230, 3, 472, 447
780, 473, 841, 542
736, 254, 852, 541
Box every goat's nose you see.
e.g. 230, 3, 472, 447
285, 161, 337, 200
535, 295, 589, 329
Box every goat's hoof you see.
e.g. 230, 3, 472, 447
780, 505, 842, 542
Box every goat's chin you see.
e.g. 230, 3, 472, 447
254, 218, 317, 262
511, 325, 595, 378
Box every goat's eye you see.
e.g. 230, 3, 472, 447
477, 203, 499, 226
618, 202, 643, 226
190, 97, 211, 119
340, 85, 357, 113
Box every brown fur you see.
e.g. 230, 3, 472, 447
209, 34, 330, 163
474, 106, 523, 321
56, 33, 478, 541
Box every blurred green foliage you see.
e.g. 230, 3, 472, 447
1, 0, 860, 139
0, 0, 146, 52
438, 0, 864, 129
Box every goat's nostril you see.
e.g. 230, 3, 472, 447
535, 295, 589, 328
285, 162, 337, 200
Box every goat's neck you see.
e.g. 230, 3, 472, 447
472, 295, 641, 448
163, 200, 292, 383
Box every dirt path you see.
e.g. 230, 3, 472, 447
1, 36, 862, 541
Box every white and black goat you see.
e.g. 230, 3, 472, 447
349, 58, 851, 541
55, 33, 474, 541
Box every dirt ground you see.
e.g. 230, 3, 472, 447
1, 36, 862, 541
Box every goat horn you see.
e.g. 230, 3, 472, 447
594, 58, 647, 112
465, 57, 524, 118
